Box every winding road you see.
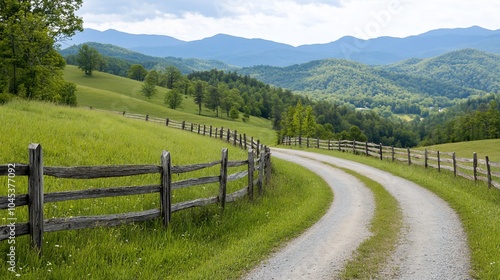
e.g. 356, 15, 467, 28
244, 148, 471, 280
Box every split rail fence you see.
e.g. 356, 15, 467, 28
282, 136, 500, 189
1, 109, 272, 254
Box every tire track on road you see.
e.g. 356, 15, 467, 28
244, 150, 375, 279
274, 148, 471, 279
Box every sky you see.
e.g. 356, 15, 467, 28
77, 0, 500, 46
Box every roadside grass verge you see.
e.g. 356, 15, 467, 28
293, 146, 500, 279
334, 167, 402, 279
0, 100, 332, 279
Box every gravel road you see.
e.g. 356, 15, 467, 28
245, 149, 376, 279
244, 148, 471, 280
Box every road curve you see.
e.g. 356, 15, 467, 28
270, 148, 471, 279
244, 149, 376, 279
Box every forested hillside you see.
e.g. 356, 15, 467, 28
241, 49, 498, 115
382, 49, 500, 93
61, 42, 237, 76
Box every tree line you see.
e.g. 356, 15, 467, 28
0, 0, 83, 105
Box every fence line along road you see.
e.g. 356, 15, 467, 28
0, 108, 273, 255
282, 136, 500, 190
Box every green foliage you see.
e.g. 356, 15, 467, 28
76, 44, 102, 76
0, 0, 81, 106
165, 88, 183, 109
193, 80, 206, 115
241, 49, 499, 115
127, 64, 148, 81
141, 71, 158, 99
418, 94, 500, 145
229, 106, 239, 120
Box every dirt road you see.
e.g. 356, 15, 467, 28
244, 148, 470, 279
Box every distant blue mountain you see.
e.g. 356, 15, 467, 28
63, 26, 500, 67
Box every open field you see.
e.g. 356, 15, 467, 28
0, 101, 331, 279
63, 66, 275, 144
422, 139, 500, 161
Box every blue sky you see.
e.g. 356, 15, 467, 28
77, 0, 500, 46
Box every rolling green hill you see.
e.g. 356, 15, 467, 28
383, 49, 500, 93
63, 65, 275, 144
241, 49, 498, 114
61, 42, 238, 74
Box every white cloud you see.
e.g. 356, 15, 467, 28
78, 0, 500, 46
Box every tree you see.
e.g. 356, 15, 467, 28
205, 85, 221, 117
165, 88, 183, 109
0, 0, 82, 105
127, 64, 148, 81
163, 66, 182, 89
141, 71, 157, 99
193, 80, 206, 115
229, 106, 240, 120
76, 44, 102, 76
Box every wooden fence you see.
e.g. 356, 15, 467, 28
282, 136, 500, 189
0, 144, 271, 254
1, 109, 273, 254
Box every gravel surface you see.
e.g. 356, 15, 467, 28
244, 150, 376, 280
269, 148, 471, 280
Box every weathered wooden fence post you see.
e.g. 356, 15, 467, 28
227, 129, 231, 142
219, 149, 228, 211
215, 128, 218, 138
220, 127, 224, 139
256, 140, 260, 155
258, 148, 265, 195
424, 149, 428, 168
239, 134, 243, 148
437, 151, 441, 172
453, 152, 457, 177
203, 125, 206, 136
307, 137, 309, 148
486, 156, 492, 188
145, 114, 149, 121
328, 139, 331, 150
379, 143, 383, 160
233, 130, 237, 146
181, 121, 185, 130
317, 138, 320, 149
365, 142, 369, 156
338, 139, 341, 151
391, 146, 395, 162
265, 147, 272, 184
190, 123, 194, 132
248, 149, 254, 199
210, 126, 213, 137
29, 143, 44, 254
244, 134, 247, 150
407, 148, 411, 165
352, 140, 356, 153
160, 151, 172, 228
473, 152, 478, 181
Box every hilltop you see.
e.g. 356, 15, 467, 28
63, 26, 500, 67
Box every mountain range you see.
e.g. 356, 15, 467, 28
63, 26, 500, 67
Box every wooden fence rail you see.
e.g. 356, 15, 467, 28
0, 142, 271, 254
282, 136, 500, 190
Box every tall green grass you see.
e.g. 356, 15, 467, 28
0, 100, 332, 279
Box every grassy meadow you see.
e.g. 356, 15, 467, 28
422, 139, 500, 161
63, 66, 276, 144
0, 100, 332, 279
291, 146, 500, 279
